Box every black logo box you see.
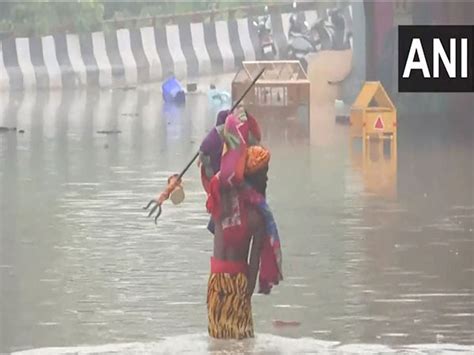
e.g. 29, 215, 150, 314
398, 26, 473, 92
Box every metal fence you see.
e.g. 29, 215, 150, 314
101, 1, 324, 30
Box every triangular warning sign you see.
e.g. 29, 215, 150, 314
375, 116, 384, 130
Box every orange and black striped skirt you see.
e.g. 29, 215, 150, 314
207, 272, 254, 339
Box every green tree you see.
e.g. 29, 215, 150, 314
2, 0, 104, 37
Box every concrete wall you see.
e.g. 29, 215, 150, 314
0, 4, 363, 101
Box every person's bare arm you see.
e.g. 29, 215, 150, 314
247, 208, 265, 296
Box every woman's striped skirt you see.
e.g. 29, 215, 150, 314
207, 272, 254, 339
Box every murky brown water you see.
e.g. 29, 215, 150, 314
0, 75, 473, 354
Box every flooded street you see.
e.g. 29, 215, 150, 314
0, 75, 473, 354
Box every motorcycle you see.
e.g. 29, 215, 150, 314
286, 2, 319, 71
312, 7, 352, 51
253, 6, 277, 60
287, 2, 352, 71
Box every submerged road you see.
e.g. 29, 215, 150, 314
0, 72, 473, 353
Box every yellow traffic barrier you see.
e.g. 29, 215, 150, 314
350, 81, 397, 140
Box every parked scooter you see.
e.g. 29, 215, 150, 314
287, 2, 352, 71
253, 6, 277, 60
287, 2, 319, 71
312, 7, 352, 51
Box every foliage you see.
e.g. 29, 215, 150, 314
0, 0, 276, 37
0, 0, 104, 37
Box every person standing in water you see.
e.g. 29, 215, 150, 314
203, 109, 283, 339
206, 145, 278, 339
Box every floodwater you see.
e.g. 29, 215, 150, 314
0, 72, 473, 354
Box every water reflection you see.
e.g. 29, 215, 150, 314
0, 84, 473, 353
349, 137, 398, 199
